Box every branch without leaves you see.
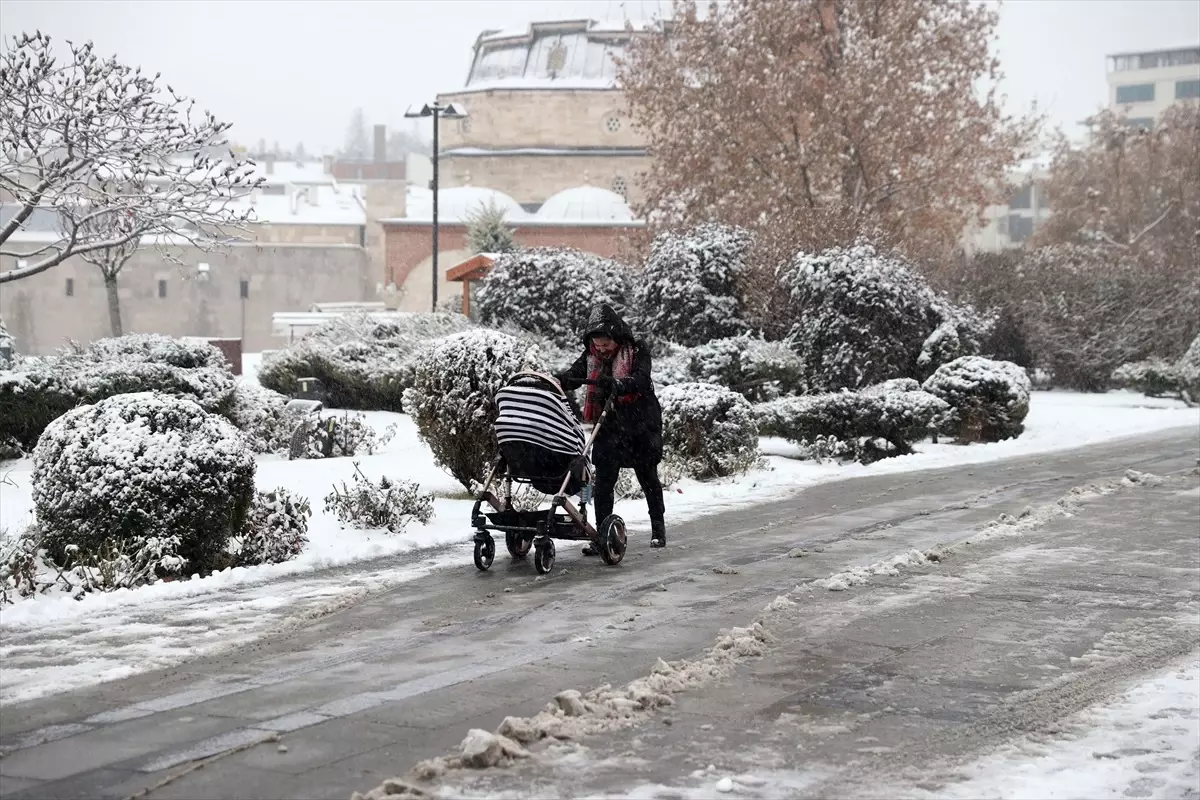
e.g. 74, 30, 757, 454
0, 32, 264, 284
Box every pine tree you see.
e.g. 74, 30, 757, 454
465, 201, 516, 254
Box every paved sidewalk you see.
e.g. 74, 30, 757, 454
0, 428, 1196, 800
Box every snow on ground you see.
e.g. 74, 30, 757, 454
894, 655, 1200, 800
0, 357, 1196, 705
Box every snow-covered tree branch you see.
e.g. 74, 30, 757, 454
0, 32, 263, 284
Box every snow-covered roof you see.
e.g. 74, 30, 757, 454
395, 184, 640, 227
245, 160, 337, 186
453, 18, 658, 93
234, 183, 367, 226
404, 185, 529, 223
537, 186, 634, 222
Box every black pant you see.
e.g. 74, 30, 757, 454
593, 460, 665, 527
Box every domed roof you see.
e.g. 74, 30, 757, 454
405, 186, 529, 223
537, 186, 633, 223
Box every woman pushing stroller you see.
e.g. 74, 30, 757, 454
556, 303, 667, 551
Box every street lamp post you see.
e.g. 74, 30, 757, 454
404, 102, 468, 312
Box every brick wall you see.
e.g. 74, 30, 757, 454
1, 242, 371, 356
384, 221, 643, 313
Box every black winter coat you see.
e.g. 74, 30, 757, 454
556, 305, 663, 468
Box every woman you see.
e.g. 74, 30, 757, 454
556, 303, 666, 551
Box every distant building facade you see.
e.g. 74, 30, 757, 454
435, 20, 657, 212
1106, 45, 1200, 128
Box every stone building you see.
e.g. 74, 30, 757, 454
435, 19, 656, 211
0, 161, 387, 355
384, 184, 643, 313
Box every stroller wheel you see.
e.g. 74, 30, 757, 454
597, 515, 628, 566
534, 539, 556, 575
506, 531, 532, 559
473, 535, 496, 571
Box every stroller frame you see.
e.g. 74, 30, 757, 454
471, 383, 627, 575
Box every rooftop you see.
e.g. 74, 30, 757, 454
455, 18, 659, 93
397, 183, 639, 226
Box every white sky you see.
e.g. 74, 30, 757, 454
1, 0, 1197, 155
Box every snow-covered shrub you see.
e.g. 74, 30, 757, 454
756, 389, 949, 462
861, 378, 922, 395
659, 383, 760, 479
922, 356, 1031, 443
0, 436, 23, 461
685, 334, 805, 401
465, 199, 516, 255
0, 525, 47, 604
917, 311, 993, 381
403, 329, 545, 489
1111, 359, 1184, 399
66, 533, 189, 595
324, 464, 434, 533
229, 488, 311, 566
299, 413, 396, 459
0, 369, 78, 449
475, 247, 636, 348
1175, 335, 1200, 403
615, 458, 687, 500
258, 312, 472, 410
226, 382, 290, 453
0, 316, 14, 369
82, 333, 228, 370
64, 359, 236, 415
649, 341, 694, 391
779, 243, 986, 391
32, 392, 256, 576
636, 224, 753, 346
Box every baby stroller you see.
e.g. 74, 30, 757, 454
470, 371, 628, 575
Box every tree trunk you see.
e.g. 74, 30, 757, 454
104, 273, 124, 337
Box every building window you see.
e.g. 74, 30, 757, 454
158, 279, 167, 298
1115, 83, 1155, 104
1009, 184, 1033, 210
65, 277, 74, 297
1177, 79, 1200, 100
1124, 117, 1154, 131
240, 279, 250, 299
1008, 215, 1034, 243
997, 215, 1009, 236
611, 175, 628, 198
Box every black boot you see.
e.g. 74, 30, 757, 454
650, 518, 666, 548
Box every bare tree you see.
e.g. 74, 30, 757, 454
75, 192, 139, 336
1037, 105, 1200, 263
0, 32, 262, 285
617, 0, 1040, 260
341, 107, 371, 160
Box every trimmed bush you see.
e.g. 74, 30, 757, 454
230, 488, 311, 566
65, 360, 235, 415
403, 329, 546, 489
922, 356, 1031, 442
1111, 359, 1185, 399
227, 382, 290, 454
637, 224, 753, 346
258, 313, 472, 410
32, 392, 256, 576
475, 247, 636, 348
659, 382, 760, 479
324, 465, 434, 533
1176, 335, 1200, 403
297, 413, 397, 459
684, 334, 805, 401
780, 243, 987, 391
81, 333, 228, 370
0, 369, 79, 450
756, 389, 949, 462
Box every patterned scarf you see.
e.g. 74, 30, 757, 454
584, 342, 637, 423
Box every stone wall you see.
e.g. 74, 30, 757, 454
441, 154, 649, 207
1, 242, 371, 356
437, 89, 644, 150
